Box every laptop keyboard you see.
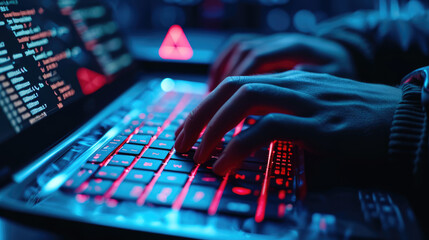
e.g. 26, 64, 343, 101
61, 91, 298, 222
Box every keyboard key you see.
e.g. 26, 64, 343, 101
133, 158, 162, 171
151, 139, 175, 150
81, 179, 113, 195
193, 172, 222, 187
164, 160, 194, 173
170, 152, 193, 161
125, 169, 154, 183
241, 162, 266, 172
87, 151, 110, 163
157, 171, 188, 185
82, 163, 99, 171
218, 198, 257, 216
138, 126, 159, 135
182, 185, 216, 211
62, 169, 93, 191
223, 185, 260, 201
145, 120, 164, 127
95, 166, 124, 180
142, 148, 169, 160
112, 182, 145, 201
158, 131, 175, 140
232, 170, 263, 183
109, 154, 135, 167
146, 184, 181, 206
129, 134, 152, 145
118, 144, 144, 155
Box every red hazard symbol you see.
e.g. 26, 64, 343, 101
77, 68, 107, 95
159, 25, 193, 60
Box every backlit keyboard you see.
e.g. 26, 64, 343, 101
61, 91, 298, 222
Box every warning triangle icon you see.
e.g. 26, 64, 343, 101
77, 68, 107, 95
159, 25, 193, 60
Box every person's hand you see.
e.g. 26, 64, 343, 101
209, 33, 357, 91
175, 71, 401, 176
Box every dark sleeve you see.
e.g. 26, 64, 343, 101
315, 11, 429, 85
388, 80, 428, 230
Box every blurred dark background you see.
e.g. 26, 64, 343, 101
102, 0, 428, 34
96, 0, 429, 73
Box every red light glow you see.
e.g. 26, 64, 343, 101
159, 25, 193, 61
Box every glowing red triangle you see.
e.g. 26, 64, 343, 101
159, 25, 193, 60
77, 68, 107, 95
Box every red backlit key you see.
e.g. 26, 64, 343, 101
182, 185, 216, 211
112, 182, 145, 201
138, 126, 159, 135
128, 134, 151, 145
223, 185, 260, 201
241, 162, 266, 172
125, 169, 154, 183
146, 184, 181, 206
95, 166, 124, 180
133, 158, 162, 171
193, 172, 222, 187
81, 179, 113, 195
109, 154, 135, 167
142, 148, 169, 160
158, 130, 175, 140
164, 160, 194, 173
232, 170, 263, 183
118, 144, 144, 155
151, 139, 175, 150
157, 171, 188, 185
62, 169, 93, 191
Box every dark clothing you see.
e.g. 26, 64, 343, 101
314, 10, 429, 234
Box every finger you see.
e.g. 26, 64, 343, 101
209, 34, 260, 91
294, 63, 337, 74
174, 77, 243, 152
194, 83, 316, 164
213, 113, 315, 176
220, 35, 283, 81
175, 122, 184, 137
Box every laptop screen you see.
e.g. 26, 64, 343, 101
0, 0, 132, 144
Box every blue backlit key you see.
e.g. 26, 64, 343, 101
81, 179, 113, 195
142, 148, 169, 160
151, 139, 175, 150
109, 154, 134, 167
95, 166, 124, 180
125, 169, 154, 183
133, 158, 162, 171
158, 131, 175, 140
112, 182, 145, 201
62, 169, 93, 191
146, 184, 181, 206
118, 144, 144, 155
157, 171, 188, 185
129, 134, 152, 145
164, 160, 194, 173
182, 185, 216, 211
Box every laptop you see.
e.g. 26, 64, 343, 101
0, 0, 423, 239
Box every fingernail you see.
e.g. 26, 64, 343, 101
174, 131, 185, 151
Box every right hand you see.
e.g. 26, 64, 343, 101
209, 33, 357, 91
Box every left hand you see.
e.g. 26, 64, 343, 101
175, 71, 402, 176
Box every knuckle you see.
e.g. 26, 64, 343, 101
237, 83, 257, 98
221, 76, 245, 91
